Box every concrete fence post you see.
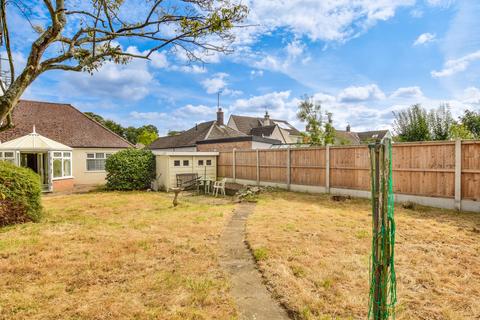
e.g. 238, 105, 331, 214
232, 148, 236, 183
256, 149, 260, 186
454, 139, 462, 210
325, 145, 330, 193
287, 147, 291, 190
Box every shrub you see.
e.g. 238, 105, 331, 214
0, 161, 42, 226
105, 149, 155, 190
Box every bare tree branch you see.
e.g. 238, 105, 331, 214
0, 0, 249, 130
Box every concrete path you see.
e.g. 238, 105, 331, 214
220, 203, 290, 320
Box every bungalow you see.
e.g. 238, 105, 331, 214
0, 100, 133, 192
227, 112, 302, 144
149, 108, 282, 152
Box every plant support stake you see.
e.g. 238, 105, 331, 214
368, 137, 397, 320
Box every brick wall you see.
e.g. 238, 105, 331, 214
52, 178, 75, 192
197, 141, 252, 152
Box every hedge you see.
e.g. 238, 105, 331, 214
105, 149, 156, 190
0, 161, 43, 226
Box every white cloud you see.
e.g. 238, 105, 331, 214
201, 72, 229, 94
149, 51, 169, 69
229, 91, 300, 127
337, 84, 386, 102
426, 0, 455, 7
200, 73, 242, 97
244, 0, 415, 42
250, 70, 264, 77
175, 104, 217, 117
390, 86, 424, 99
413, 33, 436, 46
410, 8, 424, 18
170, 64, 207, 74
130, 111, 166, 120
462, 87, 480, 105
62, 59, 154, 101
431, 50, 480, 78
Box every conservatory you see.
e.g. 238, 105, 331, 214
0, 127, 73, 192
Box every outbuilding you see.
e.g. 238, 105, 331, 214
153, 151, 218, 191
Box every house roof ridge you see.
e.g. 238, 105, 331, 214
67, 104, 134, 147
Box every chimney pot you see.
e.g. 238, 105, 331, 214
264, 110, 270, 126
217, 107, 224, 126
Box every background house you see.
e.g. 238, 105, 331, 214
0, 100, 132, 191
334, 124, 389, 145
149, 108, 282, 152
227, 112, 302, 144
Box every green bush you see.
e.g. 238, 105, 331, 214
105, 149, 155, 190
0, 161, 42, 226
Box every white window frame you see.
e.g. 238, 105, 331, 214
52, 151, 73, 180
198, 159, 204, 166
183, 160, 190, 167
86, 152, 111, 172
173, 160, 181, 167
0, 151, 16, 164
206, 159, 212, 166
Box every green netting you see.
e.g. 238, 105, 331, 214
368, 138, 397, 320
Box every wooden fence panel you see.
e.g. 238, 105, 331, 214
392, 143, 455, 198
461, 141, 480, 200
217, 152, 233, 178
259, 149, 288, 183
290, 148, 326, 186
235, 150, 257, 180
216, 140, 479, 204
330, 146, 370, 190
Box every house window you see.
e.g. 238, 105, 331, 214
174, 160, 180, 166
183, 160, 189, 166
86, 152, 111, 171
206, 159, 212, 166
198, 160, 204, 166
53, 151, 72, 179
0, 151, 15, 164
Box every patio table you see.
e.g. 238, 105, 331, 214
199, 178, 214, 194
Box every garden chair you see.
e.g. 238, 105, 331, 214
212, 178, 226, 197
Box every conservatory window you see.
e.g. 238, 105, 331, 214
53, 151, 72, 179
0, 151, 15, 164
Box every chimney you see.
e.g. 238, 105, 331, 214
216, 107, 224, 126
264, 110, 270, 126
346, 124, 351, 132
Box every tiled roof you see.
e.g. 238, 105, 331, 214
207, 124, 247, 140
250, 125, 277, 137
335, 129, 389, 145
0, 100, 132, 148
230, 115, 301, 136
148, 121, 246, 149
149, 121, 214, 149
230, 115, 263, 135
334, 130, 361, 145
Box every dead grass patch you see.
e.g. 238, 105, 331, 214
0, 192, 237, 320
247, 191, 480, 320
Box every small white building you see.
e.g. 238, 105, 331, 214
153, 151, 218, 191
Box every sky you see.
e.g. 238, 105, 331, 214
9, 0, 480, 135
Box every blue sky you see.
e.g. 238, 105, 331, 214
11, 0, 480, 134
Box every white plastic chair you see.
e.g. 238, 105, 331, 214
212, 178, 226, 197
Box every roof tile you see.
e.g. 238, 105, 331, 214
0, 100, 132, 148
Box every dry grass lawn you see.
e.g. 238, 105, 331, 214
247, 191, 480, 320
0, 191, 237, 320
